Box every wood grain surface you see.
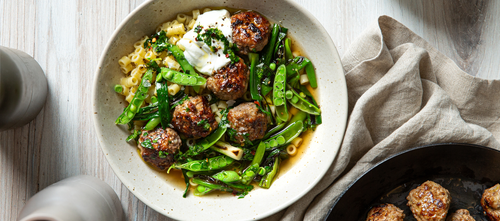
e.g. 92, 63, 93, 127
1, 0, 498, 220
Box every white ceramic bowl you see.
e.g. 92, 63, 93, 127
92, 0, 348, 220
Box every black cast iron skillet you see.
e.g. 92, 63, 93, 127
326, 143, 500, 221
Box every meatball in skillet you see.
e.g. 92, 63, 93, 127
366, 203, 405, 221
406, 180, 451, 221
231, 11, 271, 54
171, 95, 218, 139
207, 57, 249, 100
227, 102, 268, 144
138, 128, 181, 171
481, 183, 500, 221
446, 209, 475, 221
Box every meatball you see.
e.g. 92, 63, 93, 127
366, 203, 405, 221
446, 209, 475, 221
406, 180, 451, 221
207, 57, 249, 100
231, 11, 271, 54
481, 183, 500, 221
227, 102, 268, 144
138, 127, 181, 171
171, 95, 218, 139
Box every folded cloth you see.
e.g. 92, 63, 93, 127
269, 15, 500, 221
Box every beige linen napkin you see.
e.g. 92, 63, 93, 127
269, 15, 500, 221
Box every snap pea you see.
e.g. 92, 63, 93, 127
225, 182, 253, 193
167, 45, 195, 75
241, 142, 266, 185
212, 171, 241, 183
192, 178, 233, 192
273, 64, 289, 123
264, 111, 306, 150
115, 69, 154, 125
285, 86, 321, 115
160, 67, 206, 86
305, 62, 317, 88
167, 44, 201, 93
143, 117, 161, 131
263, 123, 286, 139
184, 122, 227, 157
273, 64, 287, 106
248, 53, 261, 101
284, 38, 293, 62
259, 157, 280, 188
263, 24, 280, 66
175, 155, 234, 171
286, 56, 310, 76
193, 185, 213, 196
156, 82, 171, 129
299, 85, 322, 125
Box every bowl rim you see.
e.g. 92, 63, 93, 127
92, 0, 348, 220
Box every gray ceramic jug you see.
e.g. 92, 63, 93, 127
0, 46, 48, 131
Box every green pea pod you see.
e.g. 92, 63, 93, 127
284, 38, 293, 62
156, 82, 171, 129
263, 123, 286, 139
263, 24, 280, 66
285, 56, 310, 76
143, 117, 161, 131
115, 69, 154, 124
299, 85, 322, 125
259, 157, 280, 189
248, 53, 261, 101
192, 178, 233, 192
186, 125, 227, 157
212, 171, 241, 183
273, 64, 287, 106
241, 142, 266, 185
286, 86, 320, 115
305, 62, 317, 88
264, 121, 303, 150
175, 155, 234, 171
167, 45, 201, 93
160, 67, 206, 86
193, 185, 213, 196
273, 64, 288, 123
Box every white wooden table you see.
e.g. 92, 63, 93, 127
1, 0, 497, 220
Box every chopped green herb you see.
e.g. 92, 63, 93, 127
195, 28, 239, 64
185, 107, 191, 112
141, 139, 153, 149
159, 150, 169, 158
197, 119, 211, 131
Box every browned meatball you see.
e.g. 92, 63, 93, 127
481, 183, 500, 221
231, 11, 271, 54
446, 209, 475, 221
138, 127, 181, 171
406, 180, 451, 221
171, 95, 218, 139
366, 203, 405, 221
227, 102, 268, 144
206, 57, 249, 100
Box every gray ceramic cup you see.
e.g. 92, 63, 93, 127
0, 46, 48, 131
18, 175, 124, 221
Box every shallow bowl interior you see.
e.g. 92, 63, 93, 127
93, 0, 348, 220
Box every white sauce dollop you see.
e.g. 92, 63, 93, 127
177, 9, 233, 76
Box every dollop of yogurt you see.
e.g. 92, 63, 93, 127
177, 9, 233, 76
